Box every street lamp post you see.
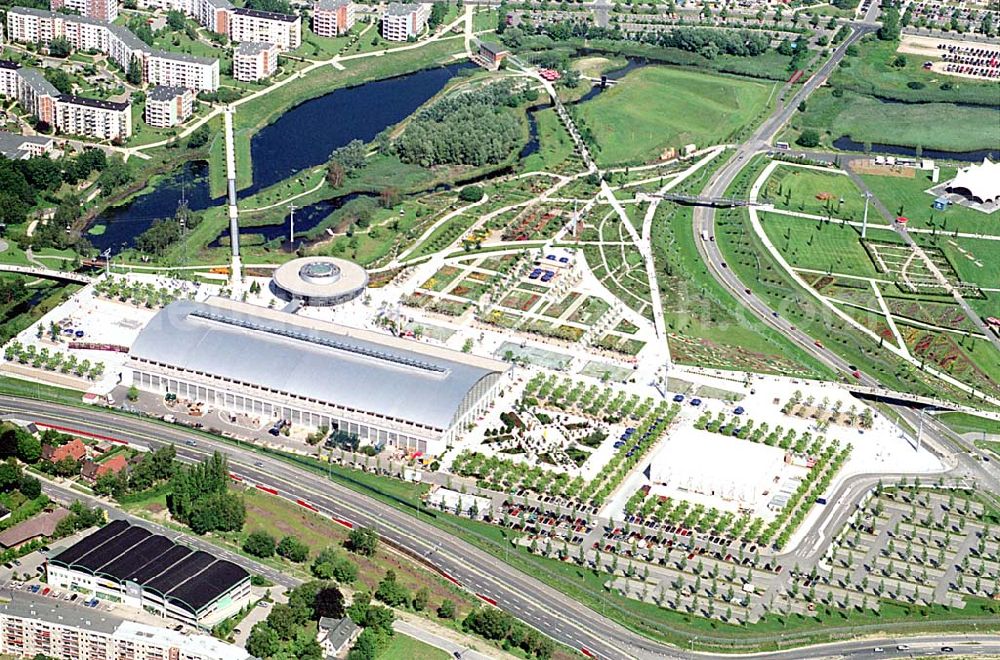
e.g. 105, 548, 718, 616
861, 192, 872, 239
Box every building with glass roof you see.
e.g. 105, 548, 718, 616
126, 297, 509, 455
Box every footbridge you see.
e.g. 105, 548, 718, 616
0, 264, 94, 285
636, 192, 769, 208
846, 385, 1000, 418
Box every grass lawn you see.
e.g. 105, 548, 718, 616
379, 634, 450, 660
577, 66, 776, 166
759, 212, 880, 278
831, 37, 1000, 106
765, 165, 868, 220
521, 106, 577, 173
926, 236, 1000, 291
794, 89, 1000, 152
859, 168, 998, 235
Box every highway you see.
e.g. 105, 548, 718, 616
5, 396, 1000, 659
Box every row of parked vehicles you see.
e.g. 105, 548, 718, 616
493, 499, 594, 547
10, 581, 110, 610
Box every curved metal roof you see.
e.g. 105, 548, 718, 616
129, 299, 506, 431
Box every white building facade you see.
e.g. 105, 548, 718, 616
381, 2, 430, 41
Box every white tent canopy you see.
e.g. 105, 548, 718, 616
947, 158, 1000, 204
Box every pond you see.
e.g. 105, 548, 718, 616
831, 137, 997, 163
87, 62, 474, 251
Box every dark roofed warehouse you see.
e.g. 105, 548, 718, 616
48, 520, 250, 627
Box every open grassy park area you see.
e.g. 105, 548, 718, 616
759, 212, 881, 278
795, 90, 1000, 153
764, 165, 868, 220
577, 66, 777, 166
858, 167, 998, 235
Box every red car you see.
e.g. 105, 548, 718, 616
851, 370, 862, 379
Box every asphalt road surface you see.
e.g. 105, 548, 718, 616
4, 397, 1000, 659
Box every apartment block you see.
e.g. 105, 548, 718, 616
50, 0, 118, 22
0, 595, 250, 660
229, 7, 300, 50
312, 0, 354, 37
233, 41, 279, 82
54, 95, 132, 140
145, 50, 219, 91
145, 85, 194, 127
381, 2, 430, 42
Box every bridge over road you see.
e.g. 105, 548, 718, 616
846, 384, 1000, 418
636, 191, 770, 208
0, 264, 94, 285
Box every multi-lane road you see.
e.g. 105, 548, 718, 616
4, 395, 1000, 659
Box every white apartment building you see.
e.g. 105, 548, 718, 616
55, 95, 132, 140
0, 596, 251, 660
312, 0, 354, 37
381, 2, 430, 41
145, 85, 194, 127
0, 60, 20, 99
233, 41, 279, 81
145, 50, 219, 91
50, 0, 118, 22
229, 7, 300, 50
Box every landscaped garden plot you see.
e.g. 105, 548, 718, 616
478, 253, 519, 273
859, 167, 998, 234
866, 241, 974, 296
499, 289, 541, 312
583, 244, 654, 321
419, 265, 463, 292
761, 213, 880, 278
568, 296, 611, 326
541, 292, 581, 319
884, 297, 980, 334
809, 277, 880, 308
576, 66, 776, 167
614, 319, 639, 335
763, 166, 868, 220
832, 302, 896, 346
595, 334, 645, 357
403, 322, 455, 342
449, 278, 489, 302
899, 327, 1000, 399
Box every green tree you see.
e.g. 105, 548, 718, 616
314, 585, 345, 619
243, 531, 277, 558
277, 535, 310, 563
437, 599, 457, 619
374, 570, 410, 607
19, 475, 41, 499
126, 56, 143, 85
796, 129, 821, 148
347, 527, 379, 556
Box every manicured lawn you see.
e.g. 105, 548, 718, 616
795, 89, 1000, 152
926, 236, 1000, 291
577, 66, 776, 166
521, 106, 577, 173
859, 168, 998, 235
759, 212, 879, 278
379, 634, 449, 660
765, 165, 868, 220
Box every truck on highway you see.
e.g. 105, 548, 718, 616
700, 229, 709, 241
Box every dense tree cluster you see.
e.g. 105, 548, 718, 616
463, 607, 554, 659
244, 0, 291, 13
93, 444, 178, 498
167, 452, 245, 534
346, 526, 379, 556
310, 547, 358, 582
345, 588, 395, 660
0, 149, 105, 232
53, 501, 106, 538
393, 82, 525, 168
503, 21, 771, 60
245, 581, 337, 659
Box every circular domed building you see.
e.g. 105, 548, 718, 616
271, 257, 368, 307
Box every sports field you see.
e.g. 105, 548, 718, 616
577, 66, 776, 166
